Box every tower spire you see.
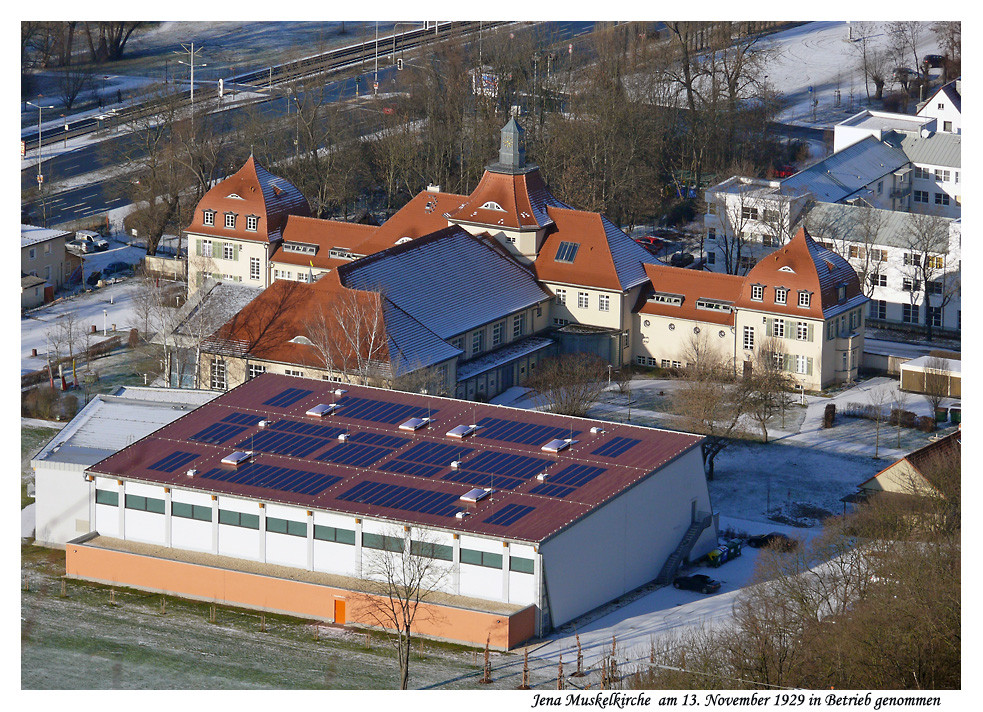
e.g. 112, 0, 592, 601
498, 117, 525, 170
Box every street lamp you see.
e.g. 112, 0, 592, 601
103, 309, 108, 336
174, 42, 207, 134
26, 99, 54, 188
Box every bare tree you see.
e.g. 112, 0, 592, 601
526, 354, 607, 417
930, 21, 960, 81
849, 21, 880, 103
56, 61, 93, 111
867, 386, 891, 459
893, 386, 910, 448
901, 212, 950, 341
355, 525, 451, 690
715, 186, 759, 275
923, 355, 951, 415
82, 22, 142, 63
746, 337, 795, 443
304, 287, 390, 386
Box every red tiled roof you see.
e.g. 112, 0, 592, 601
87, 373, 703, 544
636, 265, 744, 325
186, 157, 311, 243
445, 167, 567, 231
735, 227, 862, 318
357, 189, 467, 255
270, 215, 378, 270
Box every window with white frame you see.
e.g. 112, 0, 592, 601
707, 251, 716, 265
471, 330, 484, 355
870, 273, 888, 288
928, 306, 943, 328
223, 243, 234, 260
492, 321, 504, 347
598, 294, 610, 312
902, 303, 919, 323
513, 313, 525, 338
775, 287, 787, 305
796, 321, 809, 340
903, 252, 921, 266
224, 213, 237, 229
926, 280, 943, 295
926, 254, 944, 270
773, 319, 785, 338
934, 169, 950, 182
743, 325, 754, 350
247, 363, 267, 380
771, 351, 784, 369
870, 299, 887, 320
738, 255, 757, 271
203, 210, 216, 226
913, 190, 929, 203
210, 359, 226, 390
250, 257, 261, 280
741, 206, 758, 220
935, 192, 950, 206
902, 278, 920, 292
797, 291, 811, 308
870, 249, 888, 262
795, 354, 808, 374
577, 292, 589, 309
913, 167, 931, 180
284, 368, 304, 377
201, 239, 213, 258
751, 284, 764, 301
555, 288, 566, 306
246, 215, 259, 231
707, 227, 716, 240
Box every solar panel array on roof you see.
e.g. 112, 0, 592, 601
591, 436, 641, 459
190, 421, 250, 445
240, 429, 336, 459
483, 503, 535, 527
270, 419, 347, 439
149, 451, 199, 473
550, 463, 606, 487
460, 451, 549, 480
199, 461, 342, 495
263, 387, 314, 408
316, 442, 393, 468
476, 417, 579, 445
398, 441, 471, 465
529, 482, 576, 498
346, 431, 407, 449
337, 395, 435, 424
221, 411, 265, 426
337, 480, 462, 517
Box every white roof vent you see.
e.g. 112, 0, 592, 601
542, 438, 577, 453
306, 403, 339, 418
446, 424, 477, 439
455, 510, 470, 519
338, 433, 349, 442
536, 472, 549, 481
450, 460, 461, 469
333, 389, 347, 397
920, 127, 932, 138
221, 451, 253, 467
258, 419, 271, 429
399, 417, 430, 431
590, 426, 605, 434
186, 468, 197, 478
459, 487, 492, 503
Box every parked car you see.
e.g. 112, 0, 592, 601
923, 54, 945, 68
774, 164, 796, 178
86, 270, 102, 287
634, 236, 665, 252
892, 66, 916, 82
746, 532, 797, 551
673, 574, 721, 594
103, 261, 132, 277
76, 230, 109, 252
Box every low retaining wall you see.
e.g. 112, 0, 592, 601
65, 540, 535, 650
143, 255, 187, 281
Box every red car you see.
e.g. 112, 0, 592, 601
634, 236, 665, 251
774, 165, 796, 178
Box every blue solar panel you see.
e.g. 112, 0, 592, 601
337, 480, 462, 517
591, 436, 641, 459
462, 451, 550, 480
237, 429, 329, 459
149, 451, 198, 473
263, 388, 314, 409
336, 396, 435, 425
398, 441, 472, 465
199, 462, 341, 495
316, 442, 393, 468
529, 482, 576, 498
270, 419, 346, 440
476, 417, 580, 445
221, 411, 263, 426
550, 463, 606, 487
346, 431, 407, 449
190, 421, 249, 445
378, 460, 445, 478
443, 469, 524, 490
483, 503, 535, 527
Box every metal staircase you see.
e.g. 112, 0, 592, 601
656, 513, 714, 585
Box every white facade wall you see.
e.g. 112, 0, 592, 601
34, 463, 90, 545
264, 502, 310, 569
910, 163, 960, 218
634, 315, 736, 369
919, 97, 960, 134
458, 534, 509, 601
169, 489, 213, 553
188, 233, 269, 293
539, 447, 716, 627
93, 476, 120, 538
217, 496, 262, 560
121, 481, 168, 546
507, 542, 538, 605
311, 510, 359, 577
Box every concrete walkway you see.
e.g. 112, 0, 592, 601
22, 418, 65, 430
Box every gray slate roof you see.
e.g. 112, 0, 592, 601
381, 299, 462, 376
885, 129, 961, 169
340, 226, 550, 340
456, 336, 553, 382
254, 160, 311, 242
602, 215, 657, 290
783, 136, 909, 203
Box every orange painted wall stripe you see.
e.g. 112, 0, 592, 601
66, 543, 535, 650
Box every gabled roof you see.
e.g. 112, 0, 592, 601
270, 215, 378, 270
445, 167, 570, 231
885, 129, 961, 169
803, 202, 956, 251
357, 189, 467, 255
339, 225, 550, 339
22, 224, 71, 248
635, 265, 744, 325
782, 136, 909, 203
22, 273, 47, 289
736, 227, 864, 319
186, 156, 311, 243
859, 431, 960, 497
533, 207, 652, 292
919, 79, 961, 116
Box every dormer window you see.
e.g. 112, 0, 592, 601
246, 215, 259, 231
751, 284, 764, 301
837, 285, 847, 302
480, 201, 505, 211
224, 212, 237, 229
798, 291, 812, 308
775, 287, 788, 305
203, 210, 216, 227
